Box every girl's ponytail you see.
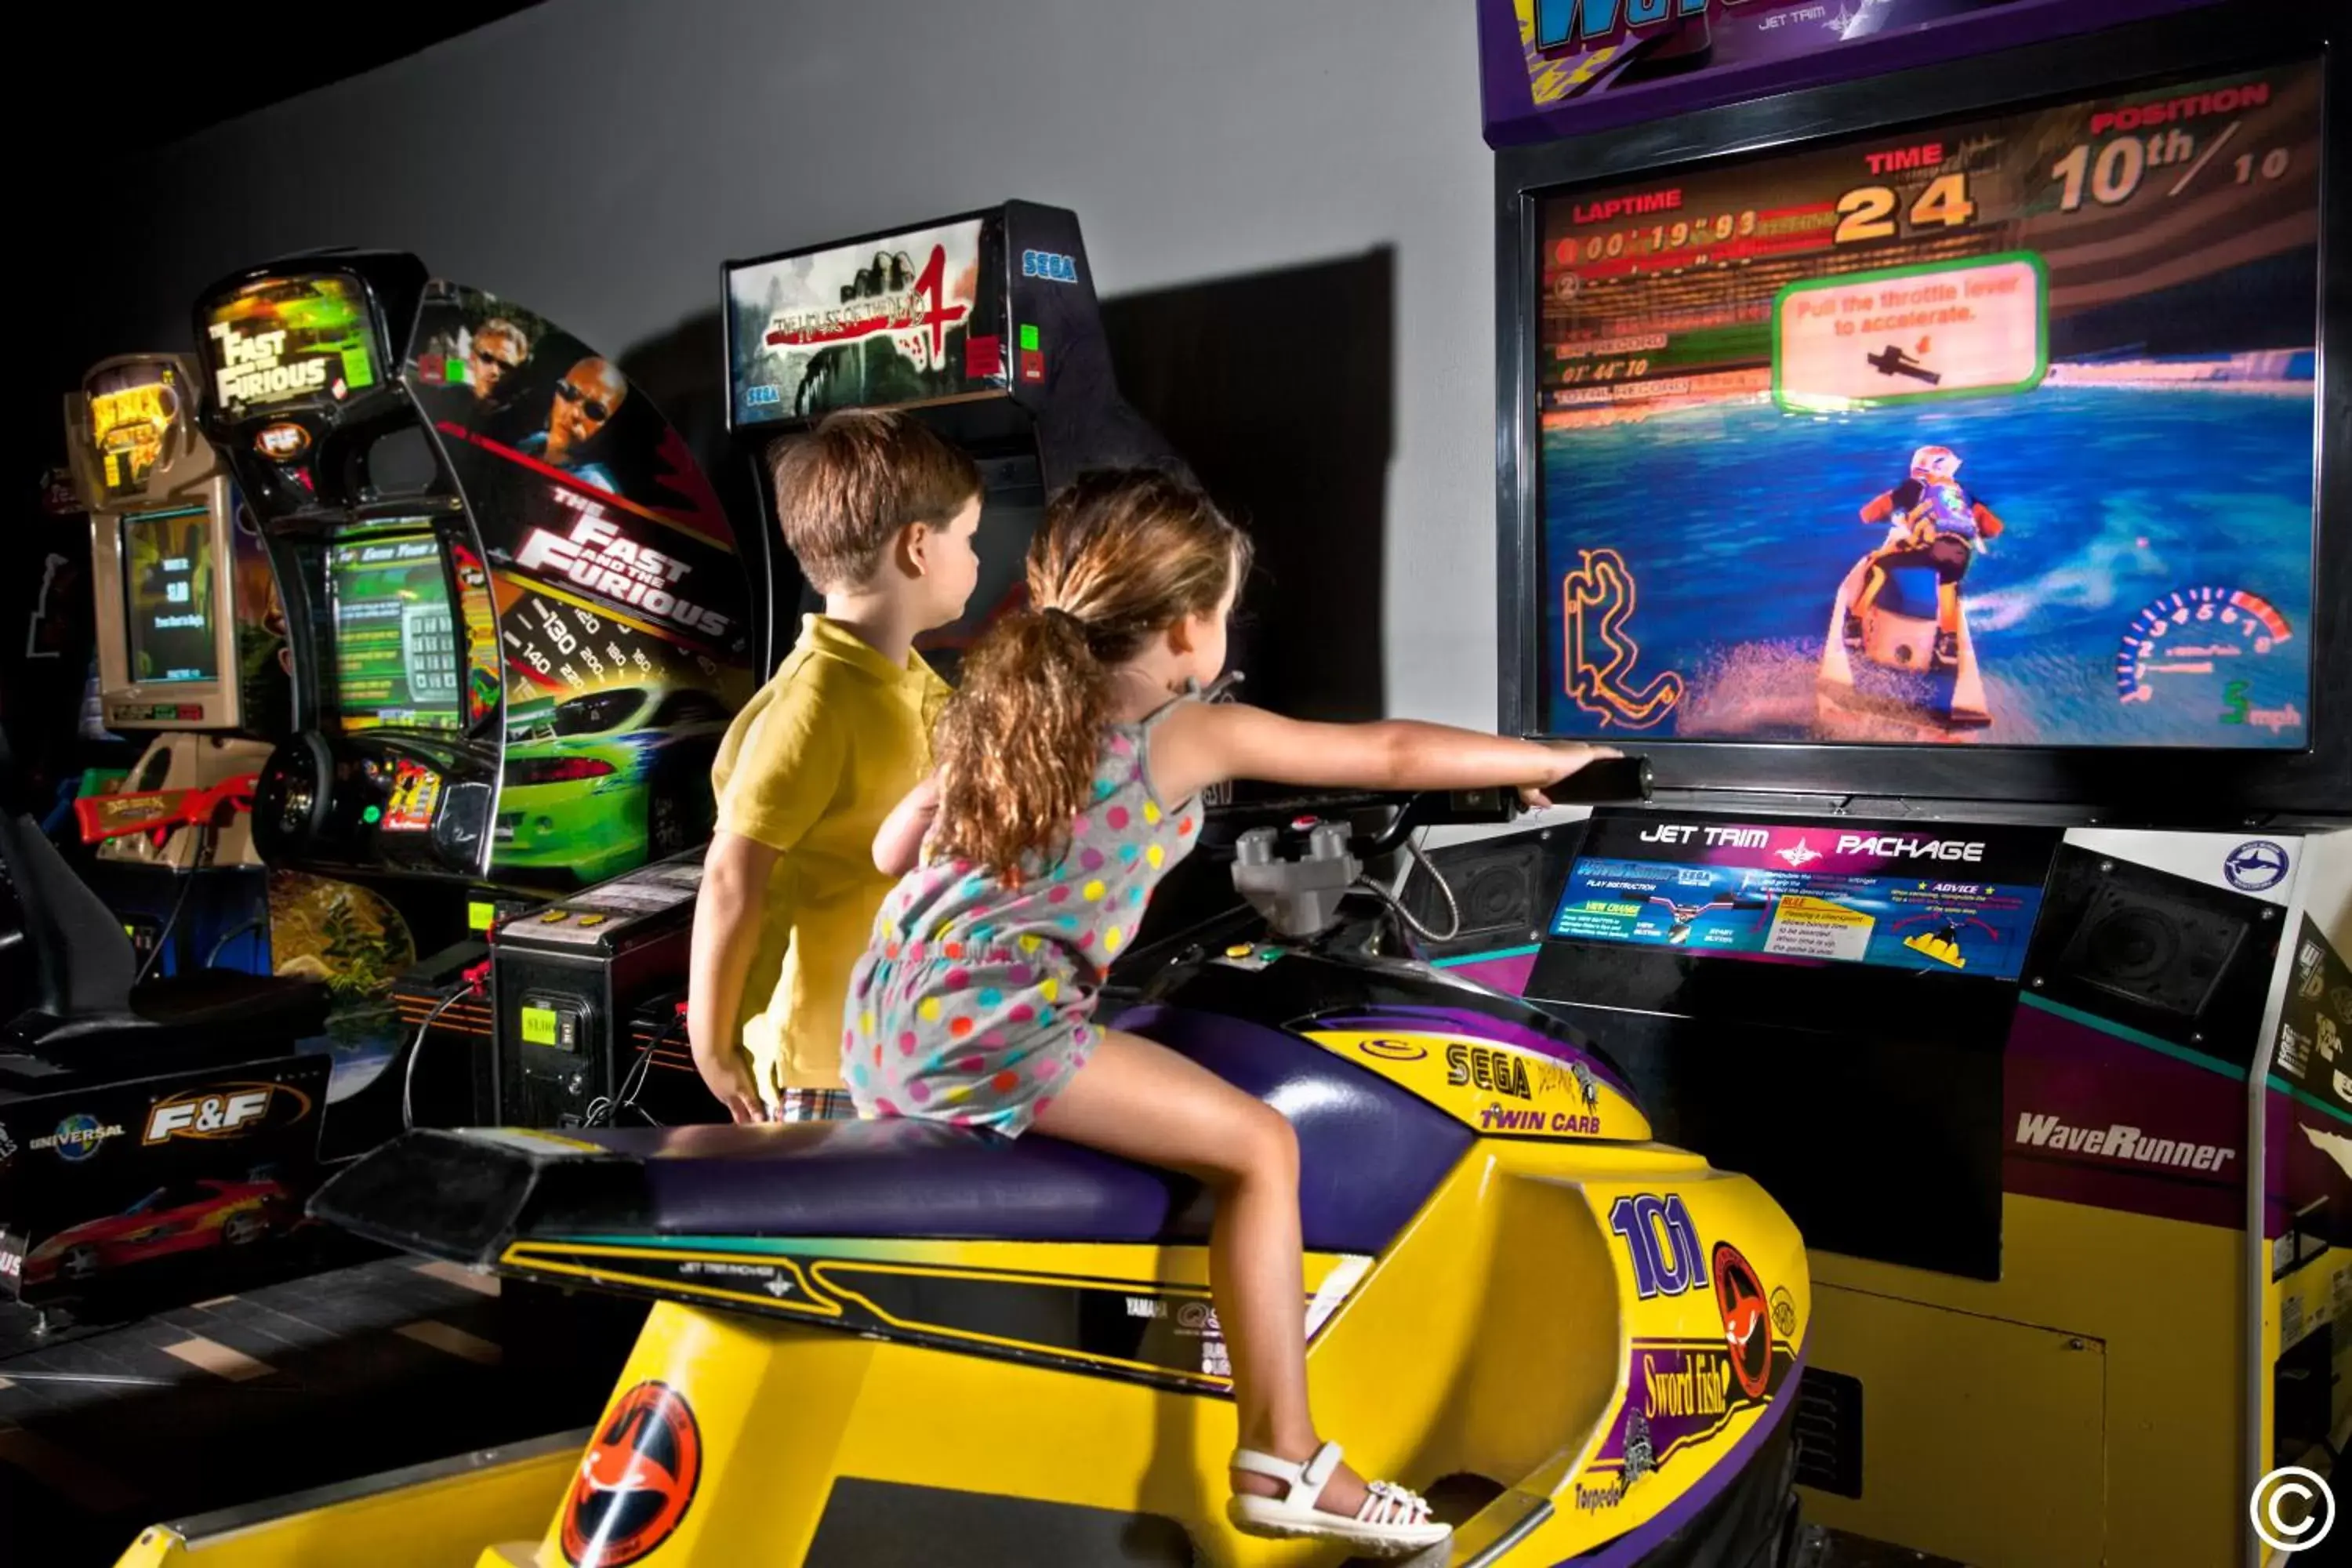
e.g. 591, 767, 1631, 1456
931, 605, 1112, 879
929, 468, 1250, 879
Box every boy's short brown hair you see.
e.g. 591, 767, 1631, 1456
767, 409, 981, 590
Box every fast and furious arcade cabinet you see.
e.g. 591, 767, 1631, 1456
1468, 3, 2352, 1565
194, 252, 757, 1144
721, 201, 1179, 677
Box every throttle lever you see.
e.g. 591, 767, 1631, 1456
1544, 754, 1653, 805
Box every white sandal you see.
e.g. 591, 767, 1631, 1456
1227, 1441, 1451, 1557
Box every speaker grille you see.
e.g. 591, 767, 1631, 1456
1399, 837, 1547, 961
1793, 1367, 1864, 1499
2054, 880, 2245, 1021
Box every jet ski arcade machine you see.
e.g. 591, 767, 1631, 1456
1462, 2, 2351, 1564
192, 252, 758, 1144
721, 201, 1179, 677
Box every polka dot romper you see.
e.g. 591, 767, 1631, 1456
843, 700, 1201, 1136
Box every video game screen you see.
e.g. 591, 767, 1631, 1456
916, 453, 1046, 672
119, 508, 218, 684
726, 216, 999, 429
1532, 58, 2320, 748
327, 533, 462, 732
200, 273, 381, 417
84, 361, 188, 502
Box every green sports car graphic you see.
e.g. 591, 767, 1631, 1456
495, 684, 731, 884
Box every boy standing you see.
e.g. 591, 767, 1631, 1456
689, 409, 980, 1121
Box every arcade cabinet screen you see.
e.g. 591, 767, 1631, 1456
1530, 58, 2321, 748
726, 216, 1000, 428
327, 534, 462, 732
920, 452, 1046, 666
200, 273, 380, 416
119, 509, 218, 684
83, 361, 186, 502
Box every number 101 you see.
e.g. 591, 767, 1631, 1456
1610, 1192, 1704, 1300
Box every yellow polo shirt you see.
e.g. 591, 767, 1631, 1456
712, 615, 949, 1093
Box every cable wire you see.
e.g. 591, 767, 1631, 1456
132, 877, 196, 985
587, 1009, 688, 1129
1367, 835, 1461, 945
205, 917, 268, 971
402, 987, 474, 1132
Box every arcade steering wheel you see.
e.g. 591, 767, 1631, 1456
251, 732, 336, 858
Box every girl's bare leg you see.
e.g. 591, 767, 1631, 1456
1032, 1027, 1372, 1516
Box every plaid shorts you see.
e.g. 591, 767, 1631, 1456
775, 1088, 858, 1123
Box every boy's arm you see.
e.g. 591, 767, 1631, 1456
1973, 500, 2005, 538
873, 775, 941, 877
687, 687, 848, 1120
688, 832, 781, 1122
1860, 492, 1896, 524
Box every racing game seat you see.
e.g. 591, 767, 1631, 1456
0, 806, 328, 1056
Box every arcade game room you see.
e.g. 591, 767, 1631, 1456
2, 1, 2346, 1565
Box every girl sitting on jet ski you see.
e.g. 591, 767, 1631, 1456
1844, 443, 2007, 669
847, 469, 1614, 1558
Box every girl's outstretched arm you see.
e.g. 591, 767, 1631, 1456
872, 775, 942, 876
1149, 703, 1615, 808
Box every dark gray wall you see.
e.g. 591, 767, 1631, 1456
49, 0, 1499, 727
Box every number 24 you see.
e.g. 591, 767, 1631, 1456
1835, 173, 1976, 244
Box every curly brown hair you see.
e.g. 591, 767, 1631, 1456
929, 469, 1250, 879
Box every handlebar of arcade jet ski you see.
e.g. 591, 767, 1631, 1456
1160, 757, 1654, 952
1191, 753, 1653, 866
1350, 754, 1653, 860
1185, 672, 1652, 853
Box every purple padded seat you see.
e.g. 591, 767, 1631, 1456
577, 1006, 1474, 1256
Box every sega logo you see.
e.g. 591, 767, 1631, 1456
1021, 249, 1079, 284
743, 383, 781, 407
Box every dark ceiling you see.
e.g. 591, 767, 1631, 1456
87, 2, 547, 149
14, 3, 548, 481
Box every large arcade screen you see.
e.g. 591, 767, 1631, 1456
1531, 59, 2321, 748
119, 508, 219, 684
726, 216, 999, 429
327, 533, 462, 732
